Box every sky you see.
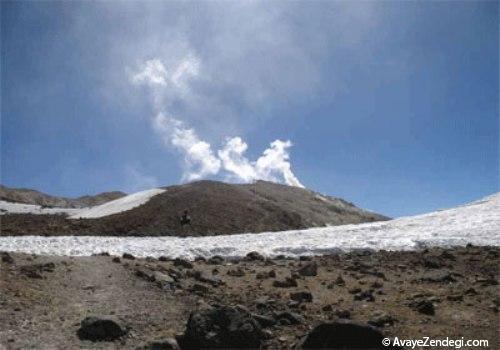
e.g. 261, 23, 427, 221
1, 1, 498, 218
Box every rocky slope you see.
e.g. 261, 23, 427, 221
0, 185, 126, 208
1, 180, 389, 236
1, 246, 498, 349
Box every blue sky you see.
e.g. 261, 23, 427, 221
1, 1, 498, 217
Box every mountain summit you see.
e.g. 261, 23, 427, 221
1, 180, 388, 236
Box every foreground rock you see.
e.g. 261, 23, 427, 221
77, 316, 127, 341
178, 305, 263, 348
296, 321, 398, 349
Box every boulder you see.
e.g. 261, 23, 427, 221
298, 262, 318, 277
77, 316, 127, 341
207, 256, 225, 265
295, 321, 398, 349
246, 251, 265, 261
410, 300, 435, 315
136, 338, 180, 349
275, 311, 304, 325
273, 277, 298, 288
290, 291, 313, 303
178, 305, 263, 349
1, 252, 14, 264
419, 270, 456, 283
122, 253, 135, 260
368, 311, 396, 327
173, 259, 193, 269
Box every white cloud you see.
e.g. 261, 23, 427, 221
154, 113, 221, 181
132, 56, 304, 188
131, 59, 169, 87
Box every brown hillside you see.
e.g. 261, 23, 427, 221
0, 180, 389, 236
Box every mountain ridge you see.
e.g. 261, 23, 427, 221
0, 180, 389, 236
0, 185, 126, 208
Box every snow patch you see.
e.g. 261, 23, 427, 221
0, 193, 498, 259
0, 188, 166, 219
69, 188, 166, 219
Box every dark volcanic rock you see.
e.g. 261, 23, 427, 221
368, 311, 396, 327
410, 300, 435, 315
246, 251, 265, 261
136, 338, 180, 349
227, 268, 246, 277
77, 316, 127, 341
122, 253, 135, 260
207, 256, 225, 265
20, 262, 55, 279
275, 311, 304, 325
290, 291, 313, 303
419, 270, 456, 283
298, 262, 318, 277
1, 252, 14, 263
354, 289, 375, 302
173, 258, 193, 269
296, 321, 397, 349
273, 277, 298, 288
179, 305, 263, 349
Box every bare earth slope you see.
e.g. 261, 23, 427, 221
0, 185, 126, 208
0, 180, 388, 236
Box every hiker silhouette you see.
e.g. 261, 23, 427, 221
180, 210, 191, 227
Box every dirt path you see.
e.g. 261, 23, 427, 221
0, 254, 195, 349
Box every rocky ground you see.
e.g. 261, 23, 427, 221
0, 245, 498, 349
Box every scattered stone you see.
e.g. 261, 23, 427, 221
419, 270, 456, 283
474, 277, 498, 287
112, 257, 121, 263
446, 294, 463, 302
1, 252, 14, 264
122, 253, 135, 260
252, 314, 277, 328
334, 309, 351, 319
136, 338, 180, 350
298, 262, 318, 277
354, 290, 375, 302
423, 257, 443, 269
227, 268, 246, 277
273, 277, 298, 288
20, 262, 55, 279
410, 300, 435, 315
295, 321, 395, 349
256, 270, 276, 279
153, 272, 175, 289
334, 274, 346, 286
246, 251, 265, 261
371, 281, 384, 289
190, 283, 209, 294
275, 311, 304, 325
77, 316, 127, 341
158, 256, 169, 262
464, 288, 478, 295
207, 256, 224, 265
290, 291, 313, 303
179, 305, 263, 349
173, 258, 193, 269
348, 287, 362, 294
192, 270, 224, 287
440, 251, 456, 261
368, 310, 396, 327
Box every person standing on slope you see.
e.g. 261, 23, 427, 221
180, 209, 191, 228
